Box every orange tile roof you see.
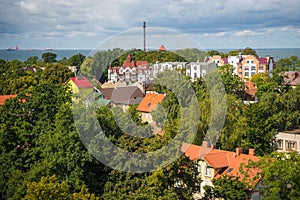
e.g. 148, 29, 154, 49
0, 95, 17, 105
244, 81, 257, 97
181, 143, 261, 188
181, 143, 202, 160
136, 93, 166, 113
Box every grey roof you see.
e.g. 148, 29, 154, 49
111, 86, 144, 105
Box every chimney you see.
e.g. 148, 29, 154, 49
202, 140, 216, 149
236, 147, 242, 156
202, 141, 210, 148
294, 72, 298, 80
249, 149, 255, 156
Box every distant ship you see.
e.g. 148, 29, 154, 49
43, 48, 53, 51
6, 46, 19, 51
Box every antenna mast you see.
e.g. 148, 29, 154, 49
143, 21, 146, 52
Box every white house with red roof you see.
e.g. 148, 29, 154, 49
107, 54, 151, 84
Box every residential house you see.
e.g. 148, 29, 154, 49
206, 54, 275, 80
238, 55, 274, 80
107, 54, 151, 84
100, 86, 144, 111
283, 71, 300, 88
206, 55, 243, 75
136, 92, 166, 124
243, 81, 258, 103
185, 62, 217, 81
181, 142, 262, 200
152, 62, 187, 78
66, 77, 94, 97
275, 127, 300, 153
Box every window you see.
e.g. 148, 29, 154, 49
251, 66, 256, 71
194, 66, 197, 70
286, 141, 297, 151
194, 73, 198, 79
205, 167, 211, 176
259, 66, 264, 70
247, 60, 250, 64
251, 72, 256, 75
276, 139, 283, 150
251, 60, 254, 64
244, 72, 249, 77
197, 165, 201, 174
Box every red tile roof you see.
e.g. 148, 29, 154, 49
70, 77, 93, 88
223, 58, 229, 64
0, 95, 17, 105
136, 93, 166, 112
136, 61, 148, 67
158, 45, 167, 51
257, 58, 268, 65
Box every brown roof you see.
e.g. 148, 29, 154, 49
100, 88, 114, 100
0, 95, 17, 105
100, 86, 144, 105
284, 71, 300, 86
136, 93, 166, 112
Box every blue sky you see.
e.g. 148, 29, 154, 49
0, 0, 300, 50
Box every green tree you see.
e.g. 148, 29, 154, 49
42, 52, 57, 63
24, 56, 39, 65
246, 152, 300, 200
275, 56, 300, 72
40, 63, 74, 84
219, 64, 244, 96
204, 175, 250, 200
175, 48, 208, 62
22, 175, 99, 200
68, 53, 86, 69
79, 57, 94, 79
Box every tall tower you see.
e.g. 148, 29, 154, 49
143, 21, 146, 52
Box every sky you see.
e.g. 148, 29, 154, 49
0, 0, 300, 50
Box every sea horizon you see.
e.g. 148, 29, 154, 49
1, 47, 300, 62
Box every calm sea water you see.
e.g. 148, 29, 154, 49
0, 48, 300, 62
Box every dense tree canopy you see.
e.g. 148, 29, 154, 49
1, 50, 300, 199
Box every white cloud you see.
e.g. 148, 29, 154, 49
0, 0, 300, 49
